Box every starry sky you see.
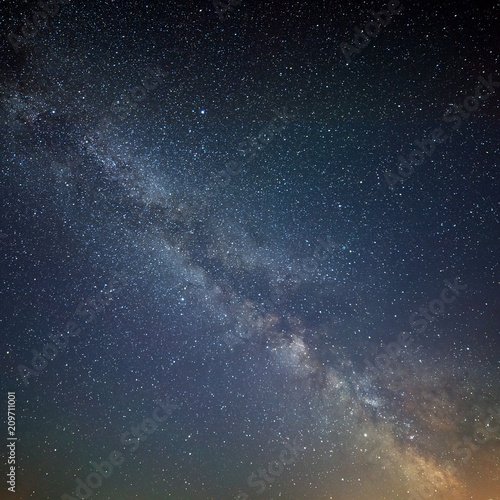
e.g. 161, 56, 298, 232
0, 0, 499, 499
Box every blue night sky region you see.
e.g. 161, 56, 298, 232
0, 0, 499, 499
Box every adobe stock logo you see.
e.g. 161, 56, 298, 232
201, 106, 294, 217
212, 0, 243, 22
297, 234, 342, 280
409, 406, 500, 500
408, 278, 467, 333
364, 277, 467, 381
235, 437, 302, 499
17, 270, 128, 386
385, 73, 500, 190
85, 66, 169, 150
6, 0, 70, 54
61, 397, 178, 500
340, 0, 404, 64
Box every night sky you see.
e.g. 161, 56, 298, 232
1, 0, 499, 499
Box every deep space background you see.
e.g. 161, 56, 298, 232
0, 0, 500, 499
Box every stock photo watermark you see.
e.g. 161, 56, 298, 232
7, 392, 16, 493
340, 0, 404, 64
84, 66, 170, 149
0, 232, 12, 249
61, 396, 179, 499
201, 106, 295, 213
6, 0, 70, 54
212, 0, 243, 22
16, 269, 128, 386
409, 405, 500, 499
385, 72, 500, 190
363, 277, 467, 380
50, 63, 172, 189
297, 234, 343, 280
222, 232, 339, 350
235, 436, 303, 499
